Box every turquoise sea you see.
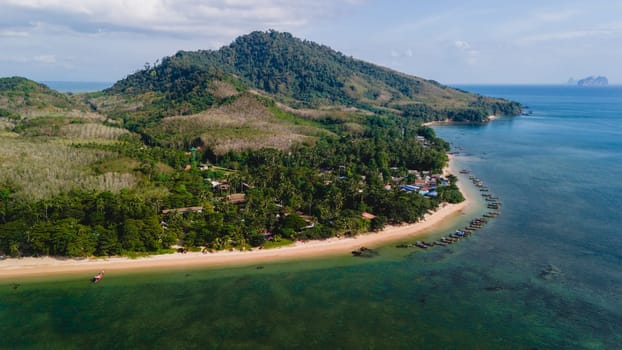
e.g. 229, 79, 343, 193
1, 85, 621, 349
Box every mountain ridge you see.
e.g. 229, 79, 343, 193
107, 31, 519, 111
93, 30, 519, 151
1, 31, 521, 153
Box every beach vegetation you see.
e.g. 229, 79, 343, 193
0, 119, 458, 257
262, 237, 294, 249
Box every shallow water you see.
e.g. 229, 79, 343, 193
1, 85, 621, 349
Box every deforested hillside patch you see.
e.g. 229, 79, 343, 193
0, 137, 138, 200
10, 116, 125, 138
59, 123, 130, 140
0, 118, 14, 131
208, 80, 241, 99
145, 93, 331, 152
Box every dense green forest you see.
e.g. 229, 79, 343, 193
0, 31, 519, 258
0, 120, 462, 257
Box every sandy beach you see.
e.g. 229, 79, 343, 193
0, 156, 474, 281
422, 115, 497, 127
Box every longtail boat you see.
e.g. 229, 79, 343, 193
92, 271, 104, 283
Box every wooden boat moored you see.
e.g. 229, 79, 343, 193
92, 271, 104, 283
415, 241, 429, 249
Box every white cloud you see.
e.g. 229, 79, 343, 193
453, 40, 479, 65
520, 29, 613, 44
389, 48, 414, 59
454, 40, 471, 50
0, 0, 369, 81
1, 0, 619, 83
33, 54, 56, 64
0, 54, 57, 65
534, 9, 580, 22
0, 30, 29, 37
0, 0, 361, 36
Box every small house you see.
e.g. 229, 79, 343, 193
227, 193, 246, 204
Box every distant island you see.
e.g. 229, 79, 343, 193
567, 76, 609, 87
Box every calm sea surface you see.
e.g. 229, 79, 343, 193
1, 85, 621, 349
40, 81, 112, 93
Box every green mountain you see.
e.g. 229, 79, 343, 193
0, 32, 517, 257
0, 77, 77, 117
0, 77, 120, 138
93, 30, 519, 151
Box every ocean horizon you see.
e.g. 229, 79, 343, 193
37, 80, 622, 94
39, 81, 113, 93
1, 85, 621, 349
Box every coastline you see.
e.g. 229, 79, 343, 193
422, 115, 497, 126
0, 156, 474, 281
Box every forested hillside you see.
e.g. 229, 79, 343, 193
95, 30, 520, 151
1, 118, 462, 257
0, 31, 520, 258
0, 77, 91, 124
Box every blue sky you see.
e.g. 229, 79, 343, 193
0, 0, 620, 84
